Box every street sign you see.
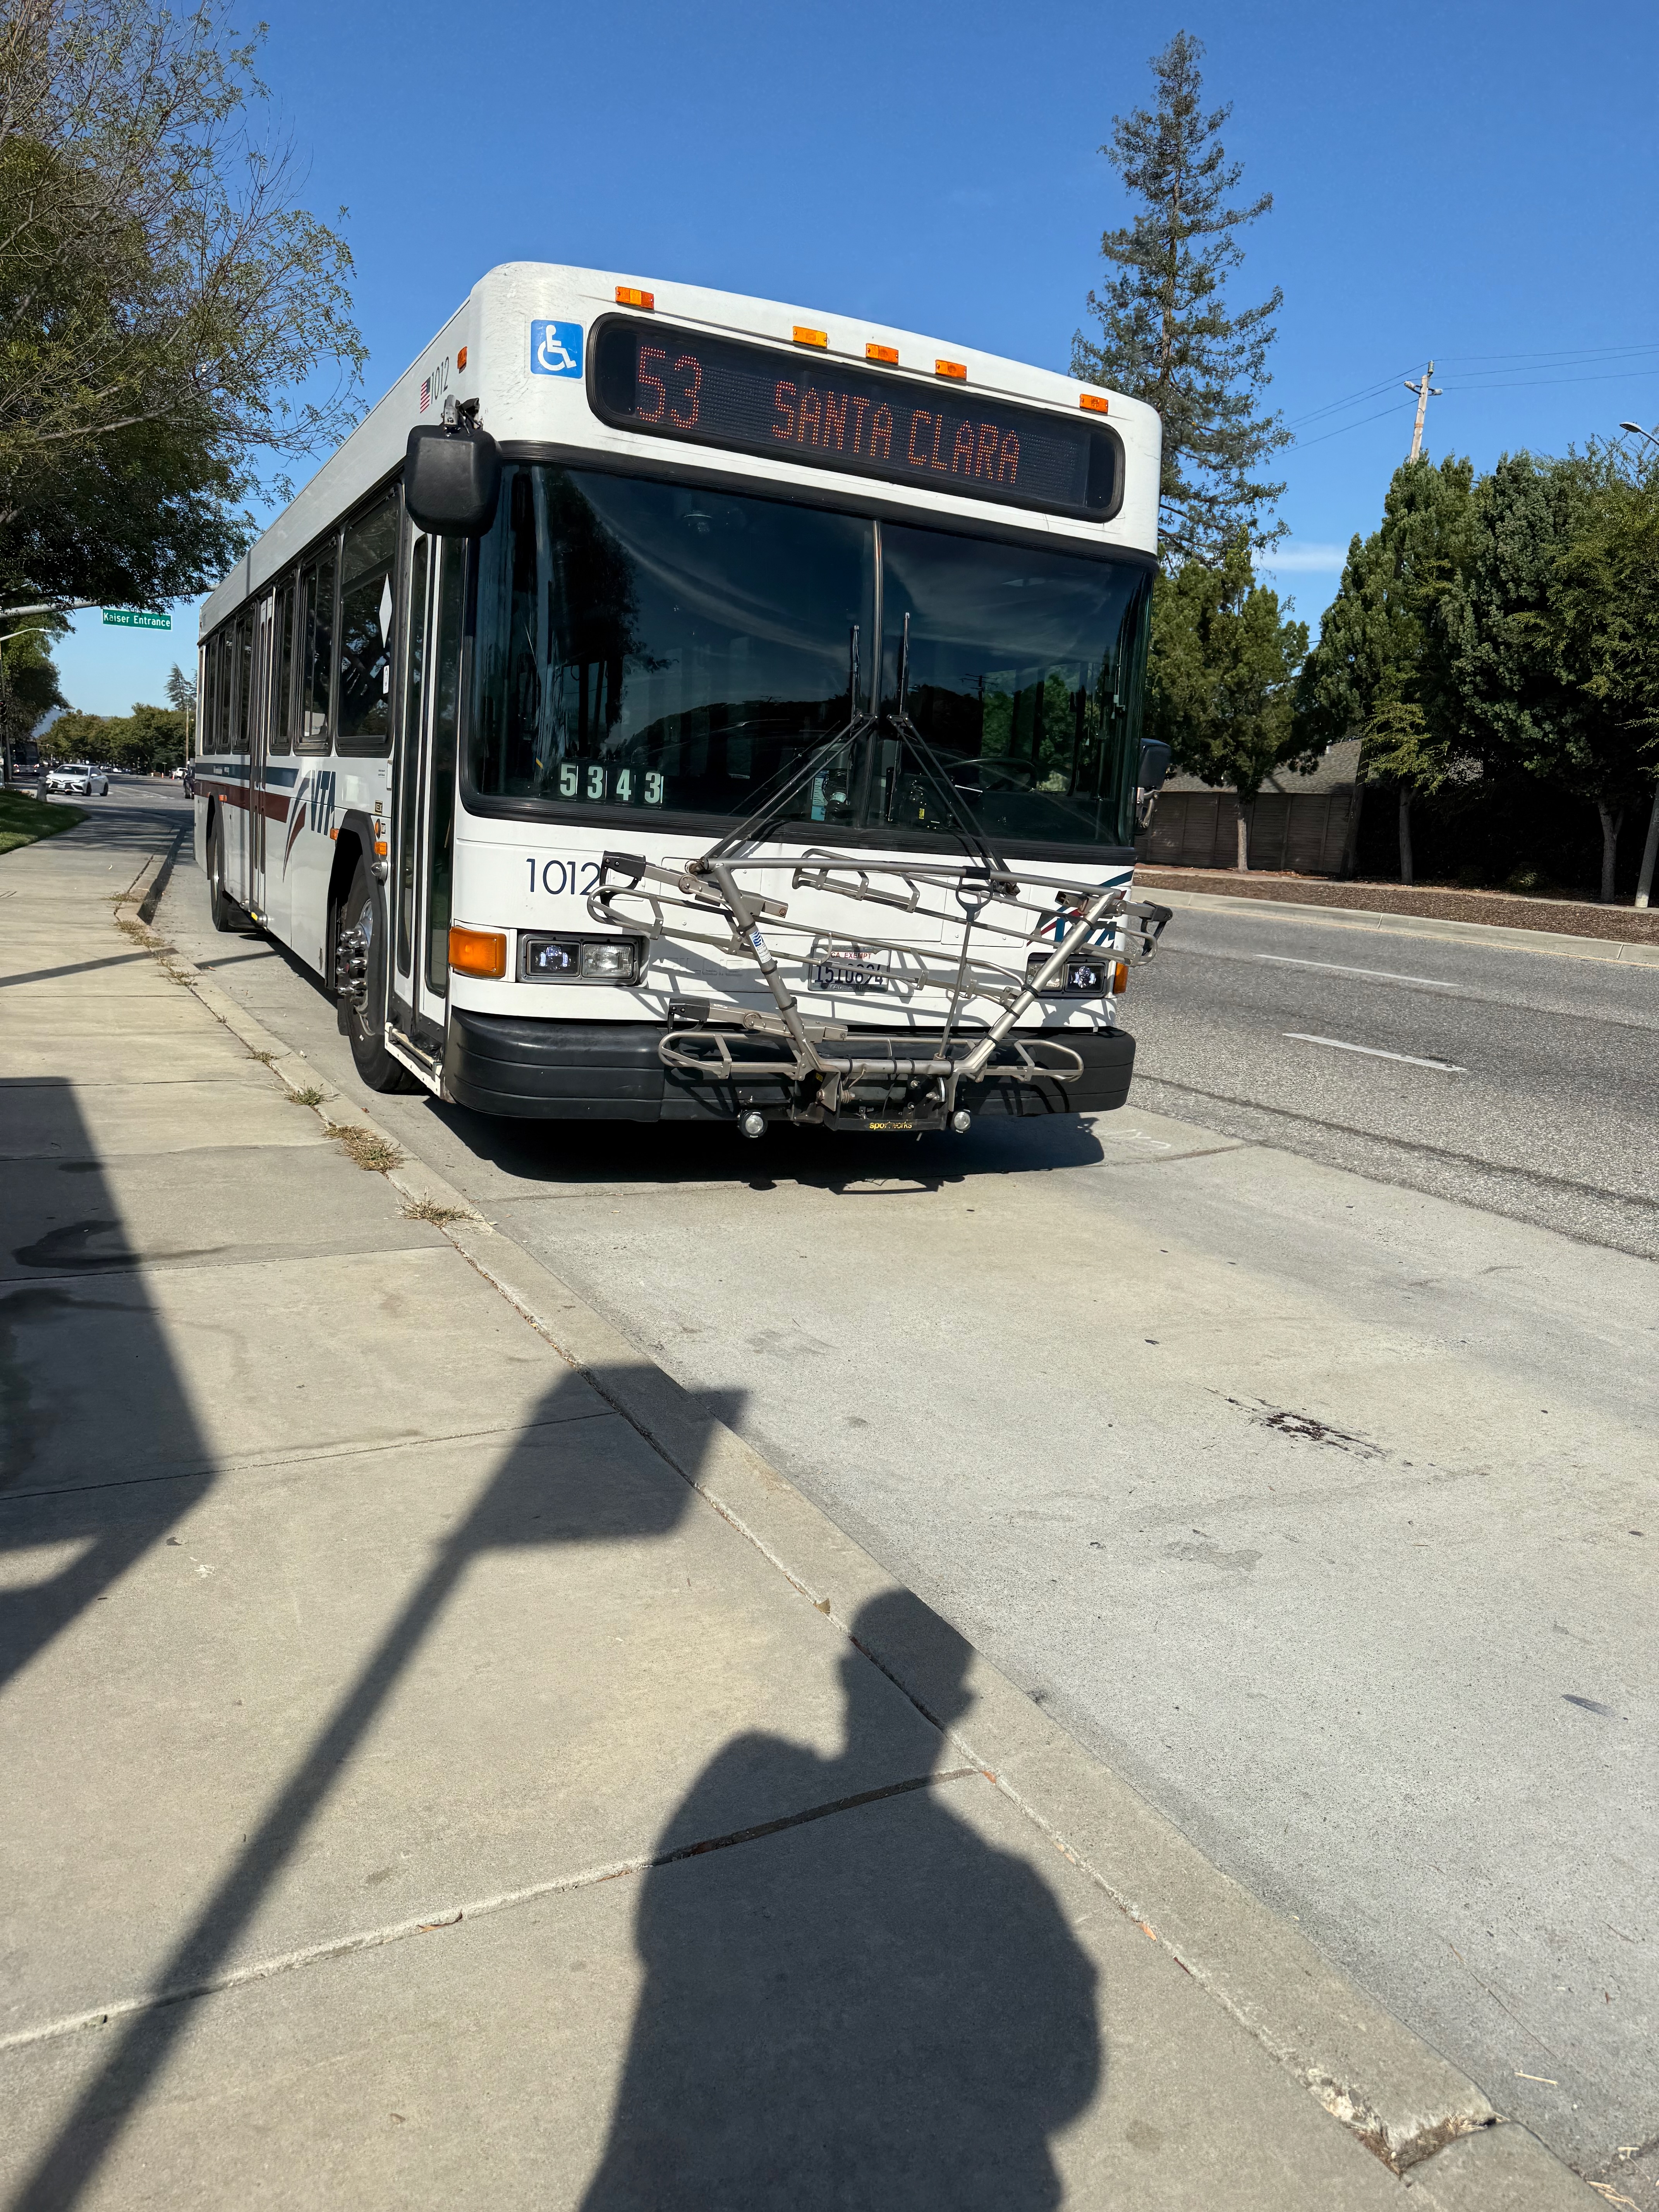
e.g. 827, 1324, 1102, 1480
101, 609, 171, 630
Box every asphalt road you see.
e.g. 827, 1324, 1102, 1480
94, 782, 1659, 2198
1125, 898, 1659, 1261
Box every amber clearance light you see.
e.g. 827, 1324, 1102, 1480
1080, 392, 1109, 414
616, 285, 654, 310
865, 342, 899, 365
449, 925, 507, 980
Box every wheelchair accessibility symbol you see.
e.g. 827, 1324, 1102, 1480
530, 320, 583, 377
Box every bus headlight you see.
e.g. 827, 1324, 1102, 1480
1026, 953, 1114, 997
518, 934, 644, 984
579, 941, 637, 980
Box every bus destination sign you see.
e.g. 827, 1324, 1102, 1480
590, 318, 1121, 521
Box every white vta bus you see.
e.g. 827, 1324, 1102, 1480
193, 263, 1173, 1139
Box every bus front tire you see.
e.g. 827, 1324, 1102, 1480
340, 858, 420, 1094
206, 811, 239, 933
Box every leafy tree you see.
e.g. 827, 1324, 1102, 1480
1145, 535, 1309, 867
1073, 30, 1289, 562
36, 705, 101, 763
1296, 455, 1475, 881
0, 0, 365, 610
1551, 458, 1659, 902
38, 698, 185, 770
1441, 451, 1650, 901
0, 614, 66, 778
166, 659, 197, 752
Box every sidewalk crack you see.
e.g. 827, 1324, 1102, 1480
0, 1770, 978, 2056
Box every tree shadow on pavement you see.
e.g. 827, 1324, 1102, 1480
1, 1080, 216, 1697
580, 1589, 1103, 2212
9, 1360, 700, 2212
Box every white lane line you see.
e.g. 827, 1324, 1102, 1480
1256, 953, 1456, 988
1283, 1032, 1467, 1073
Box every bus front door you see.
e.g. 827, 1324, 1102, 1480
390, 529, 462, 1052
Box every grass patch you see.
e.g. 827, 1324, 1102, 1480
329, 1123, 405, 1173
290, 1084, 327, 1108
0, 789, 84, 858
247, 1048, 278, 1065
400, 1196, 474, 1227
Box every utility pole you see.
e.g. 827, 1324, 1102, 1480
1404, 362, 1443, 462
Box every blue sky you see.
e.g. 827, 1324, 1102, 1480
55, 0, 1659, 712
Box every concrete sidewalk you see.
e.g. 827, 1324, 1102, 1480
0, 804, 1597, 2208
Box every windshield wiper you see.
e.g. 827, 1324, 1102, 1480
702, 626, 873, 864
888, 613, 1016, 895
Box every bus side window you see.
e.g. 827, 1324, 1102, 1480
215, 629, 232, 752
199, 636, 217, 752
234, 613, 252, 756
297, 546, 337, 752
336, 491, 398, 753
271, 577, 298, 755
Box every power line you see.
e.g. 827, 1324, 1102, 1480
1291, 400, 1414, 450
1439, 364, 1659, 393
1284, 340, 1659, 438
1435, 340, 1659, 368
1286, 368, 1420, 430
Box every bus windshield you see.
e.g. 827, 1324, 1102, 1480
468, 462, 1148, 850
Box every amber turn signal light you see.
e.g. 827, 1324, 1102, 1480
616, 285, 654, 310
1111, 961, 1129, 994
1080, 392, 1109, 414
449, 925, 507, 980
456, 345, 468, 371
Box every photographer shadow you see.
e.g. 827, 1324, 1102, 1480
582, 1591, 1103, 2211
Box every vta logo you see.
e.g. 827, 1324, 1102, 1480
531, 321, 583, 377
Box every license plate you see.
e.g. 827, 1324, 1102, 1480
809, 941, 890, 993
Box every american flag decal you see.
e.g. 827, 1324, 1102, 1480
419, 377, 431, 412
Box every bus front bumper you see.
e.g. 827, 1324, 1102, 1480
443, 1012, 1135, 1124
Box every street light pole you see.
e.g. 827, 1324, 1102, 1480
1616, 424, 1659, 908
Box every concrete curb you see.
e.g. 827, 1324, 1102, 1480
1145, 883, 1659, 968
115, 846, 1604, 2207
135, 820, 189, 925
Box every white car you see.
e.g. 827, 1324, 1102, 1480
47, 762, 109, 796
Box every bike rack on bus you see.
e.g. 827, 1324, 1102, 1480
584, 622, 1173, 1132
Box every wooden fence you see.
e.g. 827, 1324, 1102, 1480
1137, 788, 1356, 876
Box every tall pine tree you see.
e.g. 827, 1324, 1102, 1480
1073, 31, 1288, 562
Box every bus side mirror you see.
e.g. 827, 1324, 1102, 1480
1135, 739, 1172, 831
404, 424, 501, 537
1138, 740, 1171, 794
